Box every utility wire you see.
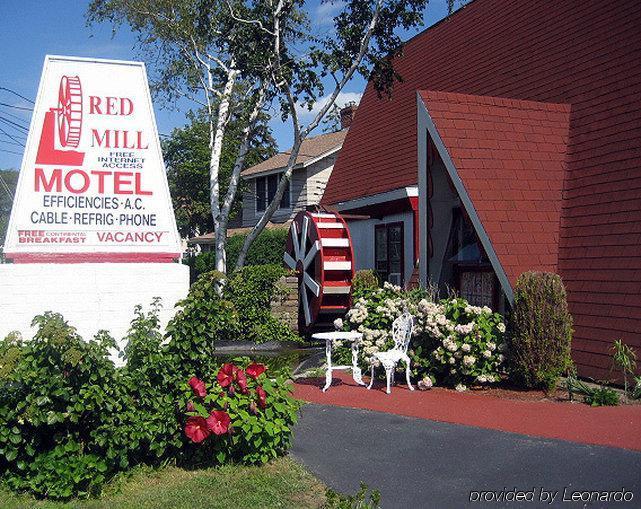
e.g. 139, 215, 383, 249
0, 109, 30, 123
0, 128, 25, 146
0, 117, 28, 132
0, 148, 22, 156
0, 139, 23, 147
0, 87, 35, 104
0, 102, 33, 112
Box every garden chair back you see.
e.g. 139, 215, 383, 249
391, 312, 414, 354
367, 311, 415, 394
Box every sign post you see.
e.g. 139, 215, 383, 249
0, 56, 189, 352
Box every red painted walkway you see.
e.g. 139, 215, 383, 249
294, 374, 641, 452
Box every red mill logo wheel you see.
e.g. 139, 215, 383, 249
284, 210, 355, 331
56, 76, 83, 148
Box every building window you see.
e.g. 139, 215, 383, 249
375, 222, 404, 286
255, 173, 290, 212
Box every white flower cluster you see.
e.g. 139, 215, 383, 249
336, 284, 509, 389
346, 299, 368, 324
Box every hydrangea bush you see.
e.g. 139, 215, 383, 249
334, 283, 507, 389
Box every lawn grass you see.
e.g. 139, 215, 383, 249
0, 456, 327, 509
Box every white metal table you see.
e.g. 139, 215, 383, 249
312, 331, 365, 392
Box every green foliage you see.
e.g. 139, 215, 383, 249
334, 283, 507, 389
585, 387, 620, 406
188, 227, 289, 281
0, 304, 302, 500
165, 271, 239, 378
0, 313, 120, 498
352, 270, 380, 293
166, 265, 301, 370
324, 482, 381, 508
225, 264, 300, 344
182, 358, 300, 466
611, 339, 637, 400
164, 112, 276, 239
633, 377, 641, 400
567, 377, 620, 407
0, 169, 18, 255
507, 272, 574, 392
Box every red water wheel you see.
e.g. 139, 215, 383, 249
57, 75, 83, 148
284, 210, 355, 331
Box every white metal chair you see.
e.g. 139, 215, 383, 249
367, 312, 415, 394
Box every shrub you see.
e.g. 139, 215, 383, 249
225, 264, 301, 344
181, 359, 300, 465
0, 314, 120, 498
0, 305, 301, 500
226, 227, 289, 269
188, 227, 289, 281
508, 272, 573, 392
166, 265, 301, 364
352, 270, 379, 292
334, 282, 507, 388
165, 271, 240, 378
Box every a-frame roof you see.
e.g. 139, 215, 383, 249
419, 90, 570, 284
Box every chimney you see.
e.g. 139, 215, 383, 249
340, 103, 357, 129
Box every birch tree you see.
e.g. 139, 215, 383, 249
88, 0, 287, 273
233, 0, 429, 269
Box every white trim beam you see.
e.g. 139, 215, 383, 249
416, 92, 514, 304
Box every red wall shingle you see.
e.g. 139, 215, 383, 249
322, 0, 641, 377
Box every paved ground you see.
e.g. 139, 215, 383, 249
293, 374, 641, 451
292, 404, 641, 509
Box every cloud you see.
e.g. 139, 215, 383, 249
296, 91, 362, 119
314, 0, 346, 25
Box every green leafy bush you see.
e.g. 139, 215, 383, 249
334, 283, 507, 389
181, 359, 300, 465
352, 270, 379, 293
166, 265, 301, 363
0, 303, 301, 500
225, 264, 301, 344
508, 272, 573, 392
0, 314, 120, 498
188, 227, 289, 281
165, 271, 240, 378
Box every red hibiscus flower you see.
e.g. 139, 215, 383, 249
186, 401, 196, 413
185, 416, 210, 443
188, 377, 206, 398
246, 363, 266, 379
236, 369, 249, 394
216, 363, 238, 388
256, 386, 267, 409
206, 410, 231, 435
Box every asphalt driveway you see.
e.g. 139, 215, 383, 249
291, 404, 641, 509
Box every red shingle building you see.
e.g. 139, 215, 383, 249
321, 0, 641, 378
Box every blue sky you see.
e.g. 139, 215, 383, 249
0, 0, 452, 170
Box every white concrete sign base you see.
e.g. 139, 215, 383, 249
0, 263, 189, 359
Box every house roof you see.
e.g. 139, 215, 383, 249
320, 0, 641, 378
419, 90, 570, 284
241, 129, 347, 178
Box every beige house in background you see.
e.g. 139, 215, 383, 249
189, 105, 355, 250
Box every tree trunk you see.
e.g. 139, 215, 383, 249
215, 84, 268, 274
209, 68, 239, 274
235, 136, 303, 270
